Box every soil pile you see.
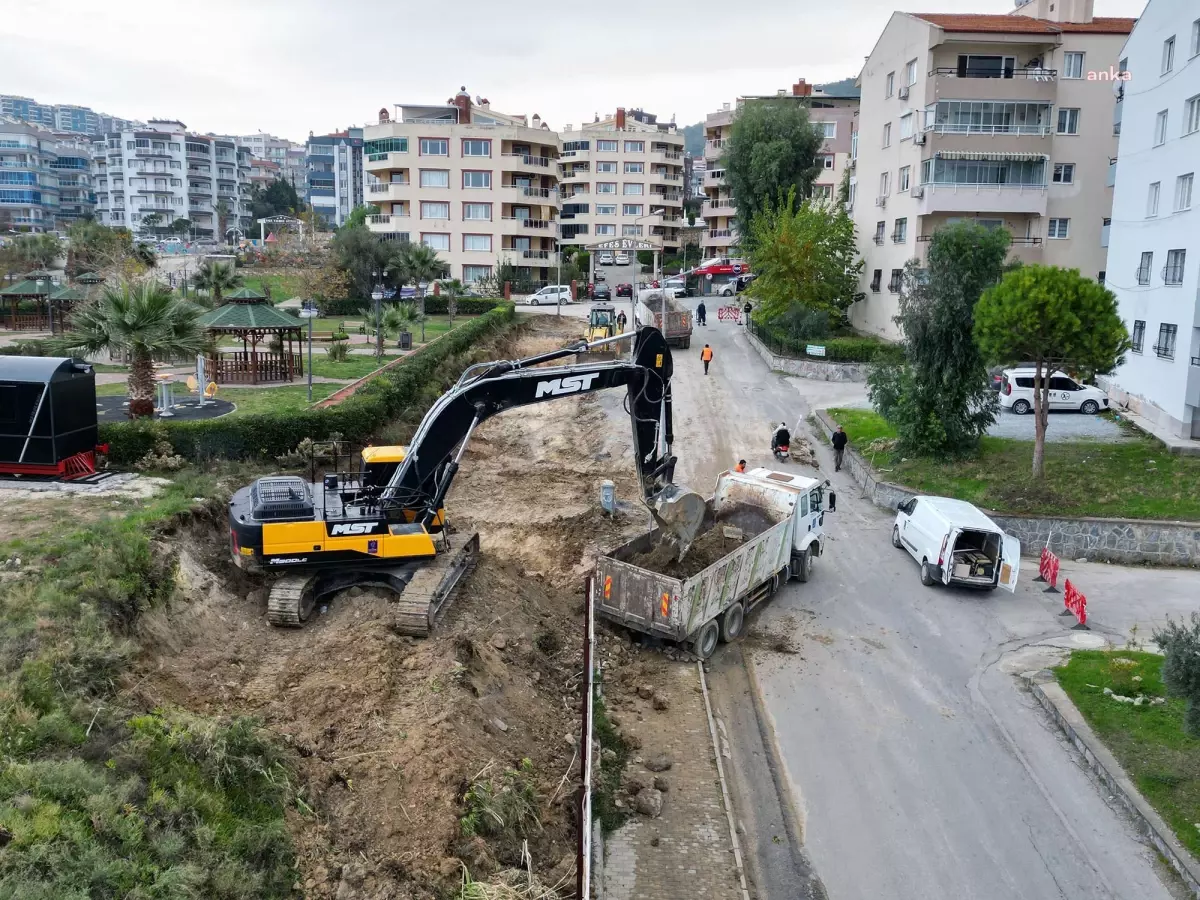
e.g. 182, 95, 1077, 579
622, 506, 777, 580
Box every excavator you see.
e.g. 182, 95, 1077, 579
228, 326, 705, 633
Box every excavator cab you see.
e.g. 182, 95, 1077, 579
359, 445, 405, 491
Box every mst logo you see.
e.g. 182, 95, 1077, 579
328, 521, 383, 536
535, 372, 600, 399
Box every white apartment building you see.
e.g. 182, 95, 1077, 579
1103, 0, 1200, 441
702, 79, 859, 260
240, 131, 307, 192
557, 108, 685, 255
363, 89, 559, 285
851, 0, 1135, 339
91, 120, 253, 238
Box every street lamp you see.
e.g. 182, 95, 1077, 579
417, 281, 427, 343
371, 270, 385, 361
298, 300, 318, 402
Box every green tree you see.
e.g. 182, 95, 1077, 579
440, 278, 465, 326
975, 265, 1130, 477
867, 224, 1011, 456
192, 260, 243, 308
360, 301, 423, 355
214, 200, 231, 242
340, 205, 371, 231
170, 218, 192, 237
12, 233, 61, 270
723, 100, 824, 243
300, 264, 351, 314
249, 179, 304, 223
389, 241, 447, 341
140, 212, 163, 237
1154, 613, 1200, 737
333, 226, 393, 300
56, 281, 205, 417
744, 187, 863, 323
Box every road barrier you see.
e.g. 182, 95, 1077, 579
1035, 544, 1061, 593
1061, 579, 1088, 629
717, 305, 742, 323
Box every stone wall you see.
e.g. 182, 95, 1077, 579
746, 330, 868, 382
814, 409, 1200, 567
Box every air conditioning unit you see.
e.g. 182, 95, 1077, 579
911, 185, 924, 198
875, 196, 887, 208
898, 86, 910, 100
913, 132, 926, 145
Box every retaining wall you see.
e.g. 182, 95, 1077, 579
814, 409, 1200, 567
745, 330, 868, 382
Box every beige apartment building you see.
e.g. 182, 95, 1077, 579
363, 89, 559, 285
850, 0, 1135, 338
557, 108, 686, 255
702, 79, 859, 259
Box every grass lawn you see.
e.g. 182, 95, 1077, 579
95, 381, 341, 414
826, 408, 1200, 520
309, 354, 403, 380
241, 272, 307, 300
1056, 650, 1200, 859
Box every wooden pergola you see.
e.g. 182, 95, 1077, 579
198, 287, 304, 384
0, 279, 55, 332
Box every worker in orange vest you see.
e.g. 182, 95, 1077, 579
701, 343, 714, 375
735, 459, 747, 473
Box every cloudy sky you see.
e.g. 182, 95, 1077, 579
3, 0, 1147, 142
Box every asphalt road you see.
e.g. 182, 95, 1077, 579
648, 302, 1183, 900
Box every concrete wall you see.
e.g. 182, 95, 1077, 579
747, 329, 868, 381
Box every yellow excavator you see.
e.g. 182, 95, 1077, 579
228, 326, 704, 633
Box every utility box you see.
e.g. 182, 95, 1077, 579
0, 356, 99, 478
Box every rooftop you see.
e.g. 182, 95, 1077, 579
910, 12, 1136, 35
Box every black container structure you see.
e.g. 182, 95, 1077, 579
0, 357, 100, 478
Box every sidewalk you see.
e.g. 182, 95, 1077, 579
602, 662, 746, 900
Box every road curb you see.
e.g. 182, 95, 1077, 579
1024, 674, 1200, 897
697, 660, 752, 900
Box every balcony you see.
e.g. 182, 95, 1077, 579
1107, 158, 1117, 188
927, 67, 1057, 103
367, 183, 389, 194
368, 214, 391, 225
363, 151, 408, 171
703, 199, 736, 217
652, 148, 683, 161
500, 216, 552, 230
560, 168, 589, 180
704, 139, 725, 159
502, 152, 553, 169
1101, 220, 1110, 248
1187, 360, 1200, 407
916, 183, 1048, 217
708, 229, 732, 239
522, 249, 551, 260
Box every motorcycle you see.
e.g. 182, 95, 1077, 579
772, 441, 790, 462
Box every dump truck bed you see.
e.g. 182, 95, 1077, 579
635, 295, 692, 349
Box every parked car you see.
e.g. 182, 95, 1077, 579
662, 277, 690, 297
522, 285, 573, 306
598, 252, 615, 266
593, 270, 606, 282
891, 496, 1020, 592
592, 282, 612, 300
614, 251, 630, 265
616, 283, 633, 298
999, 368, 1109, 415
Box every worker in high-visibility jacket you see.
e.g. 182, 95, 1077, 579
701, 343, 714, 375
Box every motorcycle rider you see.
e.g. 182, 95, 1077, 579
771, 421, 791, 455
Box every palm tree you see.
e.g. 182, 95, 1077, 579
192, 260, 242, 308
57, 281, 206, 418
215, 200, 231, 244
359, 301, 423, 349
440, 278, 465, 327
389, 242, 446, 343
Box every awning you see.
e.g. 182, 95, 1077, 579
935, 150, 1047, 162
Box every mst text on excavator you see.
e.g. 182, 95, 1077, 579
227, 326, 704, 633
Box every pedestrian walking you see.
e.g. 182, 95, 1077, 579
700, 343, 714, 375
831, 425, 848, 472
616, 310, 627, 333
696, 300, 707, 326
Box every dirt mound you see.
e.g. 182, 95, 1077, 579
622, 506, 775, 580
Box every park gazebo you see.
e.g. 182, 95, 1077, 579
198, 286, 304, 384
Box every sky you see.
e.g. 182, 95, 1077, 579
2, 0, 1148, 143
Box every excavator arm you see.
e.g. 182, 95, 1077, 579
380, 325, 704, 549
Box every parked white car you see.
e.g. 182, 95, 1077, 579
522, 285, 573, 306
999, 368, 1109, 416
597, 252, 615, 266
614, 251, 630, 265
891, 496, 1020, 592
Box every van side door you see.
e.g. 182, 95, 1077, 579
998, 533, 1021, 592
897, 498, 921, 558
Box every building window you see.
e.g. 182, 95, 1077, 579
463, 264, 492, 283
818, 154, 834, 169
1131, 320, 1145, 353
1137, 251, 1154, 285
421, 232, 450, 251
1155, 110, 1169, 145
596, 204, 617, 215
900, 113, 913, 139
462, 139, 491, 157
882, 122, 892, 147
596, 161, 617, 173
462, 170, 491, 189
597, 139, 618, 152
1052, 163, 1075, 184
1062, 52, 1085, 79
420, 138, 449, 156
1176, 173, 1194, 211
597, 182, 617, 194
873, 221, 886, 244
419, 169, 449, 188
1163, 36, 1176, 75
904, 59, 917, 86
870, 269, 882, 292
624, 161, 644, 174
885, 72, 895, 97
892, 218, 908, 243
419, 201, 448, 219
463, 234, 492, 252
813, 184, 833, 200
1056, 109, 1080, 135
463, 202, 492, 220
624, 141, 644, 153
899, 166, 910, 191
1098, 271, 1106, 286
622, 204, 643, 216
1148, 181, 1161, 216
1193, 18, 1200, 57
1185, 96, 1200, 136
622, 224, 643, 236
888, 268, 903, 292
623, 183, 644, 195
1048, 218, 1070, 239
1154, 323, 1177, 358
595, 223, 616, 236
1164, 248, 1186, 284
816, 122, 836, 139
879, 171, 890, 196
365, 137, 408, 155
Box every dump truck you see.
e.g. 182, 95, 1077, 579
636, 291, 692, 350
595, 467, 831, 658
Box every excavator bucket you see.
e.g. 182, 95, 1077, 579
647, 484, 706, 558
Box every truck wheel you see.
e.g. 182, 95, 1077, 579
920, 559, 936, 586
692, 619, 721, 659
720, 603, 745, 642
794, 547, 812, 583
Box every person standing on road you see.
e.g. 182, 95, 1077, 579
701, 343, 714, 374
831, 425, 848, 472
616, 310, 627, 333
696, 300, 707, 326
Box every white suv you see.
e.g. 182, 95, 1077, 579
523, 285, 573, 306
597, 252, 614, 266
999, 369, 1109, 415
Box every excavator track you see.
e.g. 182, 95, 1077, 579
392, 532, 481, 636
267, 573, 318, 627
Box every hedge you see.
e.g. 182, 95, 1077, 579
749, 319, 902, 364
99, 304, 516, 464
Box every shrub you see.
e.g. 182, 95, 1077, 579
459, 758, 541, 860
751, 320, 898, 363
1153, 612, 1200, 736
328, 330, 350, 342
326, 339, 350, 362
420, 297, 506, 315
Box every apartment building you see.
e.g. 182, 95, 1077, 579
701, 78, 858, 259
51, 135, 97, 225
851, 0, 1135, 338
241, 131, 307, 192
1, 120, 61, 232
689, 156, 707, 198
91, 120, 253, 238
362, 89, 559, 285
1103, 0, 1200, 441
306, 129, 363, 228
558, 108, 685, 255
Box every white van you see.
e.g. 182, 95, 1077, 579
891, 496, 1020, 592
999, 368, 1109, 416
